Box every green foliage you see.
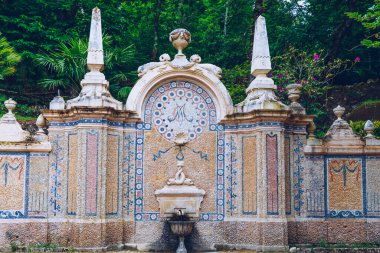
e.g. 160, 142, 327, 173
0, 33, 21, 80
0, 94, 38, 119
221, 48, 357, 135
0, 95, 7, 114
9, 243, 18, 252
318, 239, 328, 248
222, 61, 250, 104
272, 47, 355, 106
35, 35, 135, 97
297, 240, 380, 249
349, 120, 380, 138
347, 1, 380, 48
0, 0, 378, 128
358, 99, 380, 106
33, 243, 59, 249
271, 48, 356, 133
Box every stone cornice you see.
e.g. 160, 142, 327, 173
42, 106, 140, 125
222, 109, 292, 125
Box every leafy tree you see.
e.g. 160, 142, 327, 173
0, 0, 378, 134
270, 48, 356, 129
0, 33, 21, 80
347, 0, 380, 48
35, 35, 135, 98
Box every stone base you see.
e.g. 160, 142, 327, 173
0, 219, 379, 251
288, 220, 380, 244
133, 221, 289, 252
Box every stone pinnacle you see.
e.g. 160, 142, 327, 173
87, 7, 104, 72
251, 15, 271, 76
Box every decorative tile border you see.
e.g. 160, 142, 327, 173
226, 136, 238, 216
224, 123, 306, 133
225, 122, 283, 131
294, 136, 305, 215
30, 153, 49, 157
324, 156, 366, 218
123, 134, 135, 216
50, 119, 135, 129
49, 134, 64, 217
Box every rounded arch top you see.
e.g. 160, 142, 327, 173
126, 69, 234, 122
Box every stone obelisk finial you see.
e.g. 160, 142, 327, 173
65, 7, 122, 110
87, 7, 104, 72
251, 16, 271, 76
237, 15, 286, 112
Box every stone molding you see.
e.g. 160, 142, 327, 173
126, 70, 234, 121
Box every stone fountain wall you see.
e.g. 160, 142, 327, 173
0, 9, 379, 252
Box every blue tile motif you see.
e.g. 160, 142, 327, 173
123, 134, 135, 216
0, 152, 29, 219
49, 134, 64, 216
293, 136, 305, 215
226, 136, 238, 215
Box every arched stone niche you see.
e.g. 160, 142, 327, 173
126, 70, 234, 122
127, 70, 233, 221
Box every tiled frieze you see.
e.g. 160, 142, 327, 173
49, 134, 65, 217
301, 155, 380, 219
0, 152, 29, 218
326, 157, 364, 218
293, 135, 306, 216
50, 119, 135, 128
123, 132, 135, 217
225, 135, 238, 216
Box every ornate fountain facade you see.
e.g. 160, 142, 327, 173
0, 8, 379, 252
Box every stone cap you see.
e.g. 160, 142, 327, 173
0, 98, 30, 142
65, 7, 122, 110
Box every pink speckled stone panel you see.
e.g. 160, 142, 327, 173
266, 134, 278, 214
86, 132, 98, 215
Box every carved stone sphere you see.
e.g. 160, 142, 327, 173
159, 53, 171, 62
190, 54, 201, 63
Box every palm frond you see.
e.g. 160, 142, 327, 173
38, 78, 68, 90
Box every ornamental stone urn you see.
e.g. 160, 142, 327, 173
286, 83, 305, 114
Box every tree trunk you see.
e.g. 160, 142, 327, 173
151, 0, 163, 61
327, 0, 357, 62
223, 0, 229, 37
248, 0, 266, 60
